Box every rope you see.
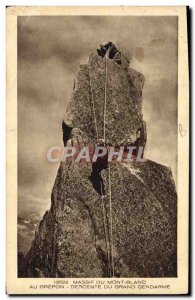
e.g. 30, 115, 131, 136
103, 52, 108, 144
88, 56, 99, 141
108, 165, 114, 277
100, 181, 112, 277
104, 52, 115, 277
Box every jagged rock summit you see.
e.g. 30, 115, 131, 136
24, 43, 177, 278
63, 41, 146, 147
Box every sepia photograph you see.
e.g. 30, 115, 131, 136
6, 6, 189, 295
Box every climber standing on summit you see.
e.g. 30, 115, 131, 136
97, 42, 121, 65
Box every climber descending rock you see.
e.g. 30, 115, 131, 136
97, 42, 122, 65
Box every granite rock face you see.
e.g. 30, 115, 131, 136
64, 43, 145, 146
24, 43, 177, 278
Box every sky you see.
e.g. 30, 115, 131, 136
18, 16, 178, 219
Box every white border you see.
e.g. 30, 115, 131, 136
2, 2, 191, 299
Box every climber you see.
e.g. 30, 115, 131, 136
97, 42, 121, 65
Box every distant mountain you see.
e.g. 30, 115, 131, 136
18, 213, 40, 255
